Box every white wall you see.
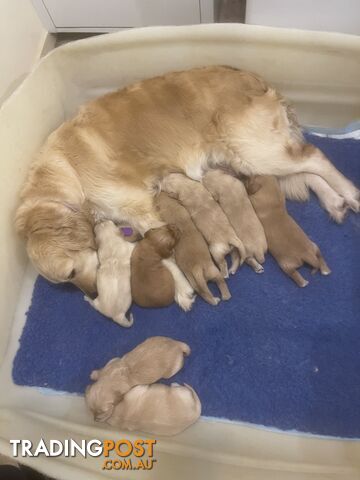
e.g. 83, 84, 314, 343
0, 0, 46, 104
246, 0, 360, 35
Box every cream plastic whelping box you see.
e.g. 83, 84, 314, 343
0, 24, 359, 480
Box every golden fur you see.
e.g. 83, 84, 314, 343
15, 66, 359, 289
85, 221, 134, 327
161, 173, 246, 277
130, 225, 181, 308
156, 192, 230, 305
85, 336, 190, 421
202, 169, 267, 273
107, 383, 201, 436
246, 176, 330, 287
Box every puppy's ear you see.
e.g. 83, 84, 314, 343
244, 176, 262, 195
167, 224, 180, 242
90, 369, 100, 381
148, 225, 177, 258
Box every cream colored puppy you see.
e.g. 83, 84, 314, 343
107, 383, 201, 436
203, 169, 267, 273
162, 173, 246, 277
86, 337, 190, 421
85, 220, 134, 327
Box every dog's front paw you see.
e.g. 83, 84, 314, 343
328, 197, 349, 223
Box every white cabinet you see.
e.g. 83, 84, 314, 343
31, 0, 214, 32
246, 0, 360, 35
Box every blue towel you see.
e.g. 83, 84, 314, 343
13, 134, 360, 438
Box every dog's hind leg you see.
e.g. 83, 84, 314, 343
162, 258, 195, 311
281, 264, 309, 288
307, 245, 331, 276
305, 174, 348, 223
279, 145, 359, 212
192, 266, 220, 305
229, 249, 240, 275
279, 172, 348, 223
210, 268, 231, 300
246, 256, 264, 273
210, 244, 229, 278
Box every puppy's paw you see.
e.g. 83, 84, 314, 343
343, 187, 360, 213
209, 296, 221, 306
255, 264, 264, 274
176, 291, 196, 312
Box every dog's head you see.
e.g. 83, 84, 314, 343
15, 200, 99, 298
85, 381, 118, 422
144, 224, 180, 258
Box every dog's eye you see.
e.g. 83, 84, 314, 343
68, 268, 76, 280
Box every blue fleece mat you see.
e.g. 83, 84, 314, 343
13, 134, 360, 438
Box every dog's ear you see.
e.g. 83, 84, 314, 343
90, 369, 100, 381
167, 224, 180, 242
146, 225, 177, 258
244, 176, 262, 195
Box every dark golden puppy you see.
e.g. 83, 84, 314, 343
246, 176, 330, 287
131, 225, 195, 310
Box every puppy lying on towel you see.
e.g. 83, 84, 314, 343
86, 336, 190, 421
203, 169, 267, 274
85, 220, 134, 327
156, 192, 230, 305
162, 173, 246, 277
107, 383, 201, 436
131, 225, 195, 310
246, 176, 331, 287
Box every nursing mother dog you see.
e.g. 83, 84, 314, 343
15, 66, 359, 295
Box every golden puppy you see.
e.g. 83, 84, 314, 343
156, 192, 230, 305
16, 66, 359, 292
107, 383, 201, 436
202, 169, 267, 274
85, 220, 134, 327
162, 173, 246, 277
246, 176, 331, 287
131, 225, 195, 310
85, 336, 190, 421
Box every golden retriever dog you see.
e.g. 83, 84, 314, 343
84, 220, 134, 327
156, 192, 230, 305
161, 173, 246, 277
130, 225, 195, 310
86, 336, 190, 422
15, 66, 359, 291
106, 383, 201, 436
202, 169, 267, 274
246, 176, 331, 287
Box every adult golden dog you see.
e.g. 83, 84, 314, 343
15, 66, 359, 295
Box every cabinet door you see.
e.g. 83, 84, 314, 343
43, 0, 201, 28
